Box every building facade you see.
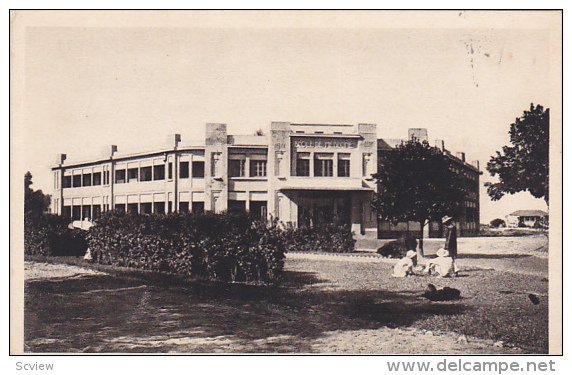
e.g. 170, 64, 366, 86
505, 210, 548, 228
51, 122, 479, 238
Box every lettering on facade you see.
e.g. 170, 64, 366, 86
293, 138, 357, 149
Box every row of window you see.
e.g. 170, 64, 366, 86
63, 171, 109, 188
63, 200, 265, 220
62, 151, 356, 188
62, 161, 206, 188
228, 159, 268, 178
63, 201, 206, 220
295, 153, 351, 177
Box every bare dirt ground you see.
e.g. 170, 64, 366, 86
25, 261, 105, 281
24, 237, 548, 354
352, 234, 549, 277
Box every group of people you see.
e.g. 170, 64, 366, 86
392, 215, 458, 278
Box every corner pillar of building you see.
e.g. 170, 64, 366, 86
204, 123, 228, 213
268, 122, 291, 223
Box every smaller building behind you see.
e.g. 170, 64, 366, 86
505, 210, 549, 228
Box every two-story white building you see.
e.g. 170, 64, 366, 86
51, 122, 480, 238
51, 122, 379, 236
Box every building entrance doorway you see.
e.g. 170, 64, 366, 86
296, 191, 351, 227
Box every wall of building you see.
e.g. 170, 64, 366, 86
51, 122, 477, 239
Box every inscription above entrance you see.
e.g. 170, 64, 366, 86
293, 138, 358, 149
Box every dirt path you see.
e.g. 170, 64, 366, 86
24, 261, 106, 281
24, 260, 541, 354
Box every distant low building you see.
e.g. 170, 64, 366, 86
505, 210, 548, 228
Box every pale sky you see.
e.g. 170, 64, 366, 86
15, 11, 558, 223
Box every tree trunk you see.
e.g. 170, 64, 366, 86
417, 220, 425, 260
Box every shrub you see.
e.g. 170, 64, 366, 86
24, 213, 87, 256
282, 224, 355, 253
86, 211, 286, 284
490, 218, 506, 228
377, 234, 417, 258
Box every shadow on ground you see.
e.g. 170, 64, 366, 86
457, 254, 533, 259
24, 268, 468, 353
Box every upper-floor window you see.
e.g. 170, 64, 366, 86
192, 161, 205, 178
314, 153, 334, 177
296, 152, 310, 177
250, 160, 267, 177
168, 162, 173, 179
128, 168, 139, 182
63, 176, 72, 188
180, 161, 189, 178
93, 172, 102, 186
153, 165, 165, 180
82, 173, 92, 187
140, 166, 152, 181
115, 169, 126, 184
229, 159, 246, 177
338, 153, 351, 177
72, 174, 82, 187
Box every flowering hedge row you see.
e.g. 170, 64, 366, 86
86, 212, 287, 283
24, 214, 88, 256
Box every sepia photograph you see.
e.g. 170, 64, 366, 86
9, 10, 562, 356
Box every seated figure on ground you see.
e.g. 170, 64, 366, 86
427, 248, 456, 277
392, 250, 418, 277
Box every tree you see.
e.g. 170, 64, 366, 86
25, 172, 51, 219
490, 218, 506, 228
485, 104, 549, 204
372, 140, 465, 258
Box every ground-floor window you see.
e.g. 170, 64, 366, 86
72, 205, 81, 220
140, 202, 152, 214
228, 200, 246, 213
153, 202, 165, 214
127, 203, 138, 215
191, 201, 205, 214
92, 205, 102, 219
250, 201, 267, 220
82, 205, 91, 220
114, 204, 125, 213
179, 201, 189, 212
297, 193, 351, 227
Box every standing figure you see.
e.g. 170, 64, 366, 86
442, 215, 457, 260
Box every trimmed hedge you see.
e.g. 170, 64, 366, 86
24, 214, 88, 256
86, 212, 287, 283
283, 223, 355, 253
25, 210, 356, 282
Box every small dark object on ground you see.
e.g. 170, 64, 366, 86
377, 235, 417, 258
422, 283, 461, 301
528, 293, 540, 305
